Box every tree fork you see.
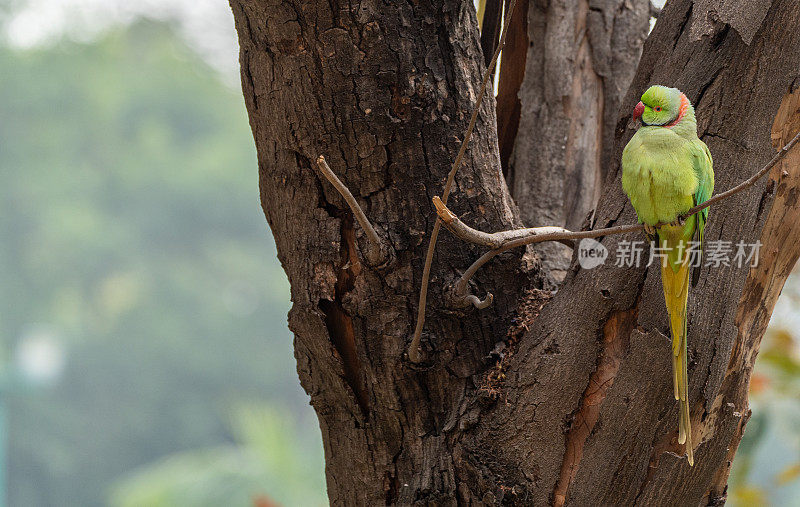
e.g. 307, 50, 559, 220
230, 0, 536, 503
231, 0, 800, 504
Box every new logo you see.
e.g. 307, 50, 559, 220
577, 238, 608, 269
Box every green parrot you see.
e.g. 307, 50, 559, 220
621, 85, 714, 466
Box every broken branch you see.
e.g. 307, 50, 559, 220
316, 155, 389, 266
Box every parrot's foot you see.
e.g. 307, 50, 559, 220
669, 216, 686, 228
643, 224, 656, 237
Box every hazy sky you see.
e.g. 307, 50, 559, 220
3, 0, 240, 77
2, 0, 664, 84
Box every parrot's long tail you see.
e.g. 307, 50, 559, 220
658, 227, 694, 466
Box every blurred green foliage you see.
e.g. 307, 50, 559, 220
728, 287, 800, 506
0, 20, 324, 506
110, 405, 326, 507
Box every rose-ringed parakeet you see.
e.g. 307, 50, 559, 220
621, 85, 714, 466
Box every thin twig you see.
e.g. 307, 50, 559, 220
316, 155, 388, 266
439, 130, 800, 303
681, 130, 800, 218
409, 0, 519, 363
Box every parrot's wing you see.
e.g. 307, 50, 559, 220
689, 139, 714, 285
621, 133, 646, 223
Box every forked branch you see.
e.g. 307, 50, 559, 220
434, 196, 579, 249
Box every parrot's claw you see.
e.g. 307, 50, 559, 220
643, 224, 656, 237
669, 216, 685, 228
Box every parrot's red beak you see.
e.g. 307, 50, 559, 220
633, 101, 645, 122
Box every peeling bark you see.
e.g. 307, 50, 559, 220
231, 0, 800, 504
552, 306, 638, 507
702, 86, 800, 502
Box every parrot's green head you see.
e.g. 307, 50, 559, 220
632, 85, 690, 127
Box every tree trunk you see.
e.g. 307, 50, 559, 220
230, 0, 800, 504
507, 0, 650, 280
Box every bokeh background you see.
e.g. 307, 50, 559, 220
0, 0, 797, 505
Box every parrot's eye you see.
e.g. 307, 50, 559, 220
654, 106, 662, 112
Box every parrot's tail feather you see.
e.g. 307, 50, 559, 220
681, 312, 694, 465
672, 355, 680, 401
659, 226, 694, 466
682, 394, 694, 465
677, 350, 688, 447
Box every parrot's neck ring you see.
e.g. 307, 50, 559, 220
664, 93, 690, 128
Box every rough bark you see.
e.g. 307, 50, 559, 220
230, 1, 540, 503
231, 0, 800, 504
508, 0, 650, 280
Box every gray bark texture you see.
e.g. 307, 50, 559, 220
230, 0, 800, 504
508, 0, 651, 280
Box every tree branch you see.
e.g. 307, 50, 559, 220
315, 155, 390, 266
408, 0, 518, 363
687, 130, 800, 216
434, 195, 577, 249
436, 129, 800, 307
